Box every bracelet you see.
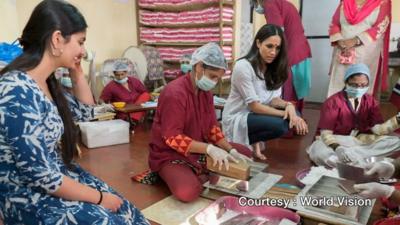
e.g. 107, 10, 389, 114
96, 190, 103, 205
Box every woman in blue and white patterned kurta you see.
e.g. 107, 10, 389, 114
1, 0, 149, 223
0, 70, 149, 224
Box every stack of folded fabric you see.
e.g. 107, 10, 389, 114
139, 7, 233, 26
157, 46, 232, 62
157, 47, 196, 61
163, 69, 182, 79
138, 0, 232, 7
140, 27, 233, 43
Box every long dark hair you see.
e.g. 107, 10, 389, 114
241, 24, 289, 90
0, 0, 87, 166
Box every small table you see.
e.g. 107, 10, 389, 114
115, 103, 225, 125
115, 103, 157, 114
114, 103, 157, 127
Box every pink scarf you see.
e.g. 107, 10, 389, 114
343, 0, 382, 25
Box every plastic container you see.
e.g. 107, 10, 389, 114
79, 119, 129, 148
112, 102, 126, 108
195, 196, 300, 225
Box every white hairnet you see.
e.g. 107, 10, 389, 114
113, 61, 129, 72
190, 42, 227, 70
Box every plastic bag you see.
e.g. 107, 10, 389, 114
0, 40, 22, 63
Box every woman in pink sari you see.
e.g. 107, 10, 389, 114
328, 0, 391, 98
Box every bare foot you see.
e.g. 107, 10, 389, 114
254, 150, 267, 160
252, 142, 267, 160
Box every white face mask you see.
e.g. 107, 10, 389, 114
114, 77, 128, 84
195, 71, 217, 91
345, 85, 369, 98
60, 77, 72, 88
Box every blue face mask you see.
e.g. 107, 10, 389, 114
115, 77, 128, 84
181, 64, 191, 73
196, 71, 217, 91
255, 4, 264, 14
60, 77, 72, 88
345, 85, 369, 98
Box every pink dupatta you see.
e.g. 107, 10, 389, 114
330, 0, 392, 91
343, 0, 382, 25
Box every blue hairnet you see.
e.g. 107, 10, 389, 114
190, 42, 227, 70
344, 63, 370, 82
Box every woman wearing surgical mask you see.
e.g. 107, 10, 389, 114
179, 54, 192, 76
56, 67, 74, 91
142, 43, 253, 203
57, 67, 114, 121
327, 0, 391, 98
222, 24, 308, 161
307, 63, 400, 168
100, 61, 151, 126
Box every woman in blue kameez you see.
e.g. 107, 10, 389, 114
0, 0, 149, 224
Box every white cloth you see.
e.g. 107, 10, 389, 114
222, 59, 281, 148
307, 134, 400, 167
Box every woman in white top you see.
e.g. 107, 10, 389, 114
222, 24, 308, 160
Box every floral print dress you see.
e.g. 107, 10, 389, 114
0, 71, 149, 225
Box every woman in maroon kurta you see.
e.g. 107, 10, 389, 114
148, 43, 253, 202
100, 61, 150, 123
307, 64, 399, 167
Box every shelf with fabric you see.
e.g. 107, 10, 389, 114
140, 41, 233, 46
139, 21, 234, 29
136, 0, 236, 95
138, 0, 233, 12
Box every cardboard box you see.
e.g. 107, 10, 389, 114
206, 156, 250, 180
78, 119, 129, 148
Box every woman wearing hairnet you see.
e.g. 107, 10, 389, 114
307, 63, 400, 168
56, 67, 114, 121
147, 43, 253, 202
222, 24, 308, 160
100, 60, 151, 126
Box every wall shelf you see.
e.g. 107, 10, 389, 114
136, 0, 236, 95
139, 21, 233, 29
139, 1, 233, 12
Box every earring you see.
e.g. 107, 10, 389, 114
52, 48, 64, 57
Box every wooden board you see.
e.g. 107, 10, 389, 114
206, 156, 250, 180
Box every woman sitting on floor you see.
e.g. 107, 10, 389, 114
100, 61, 151, 125
146, 43, 253, 202
307, 63, 400, 167
0, 0, 148, 224
222, 24, 308, 160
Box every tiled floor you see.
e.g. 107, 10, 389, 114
77, 102, 398, 225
